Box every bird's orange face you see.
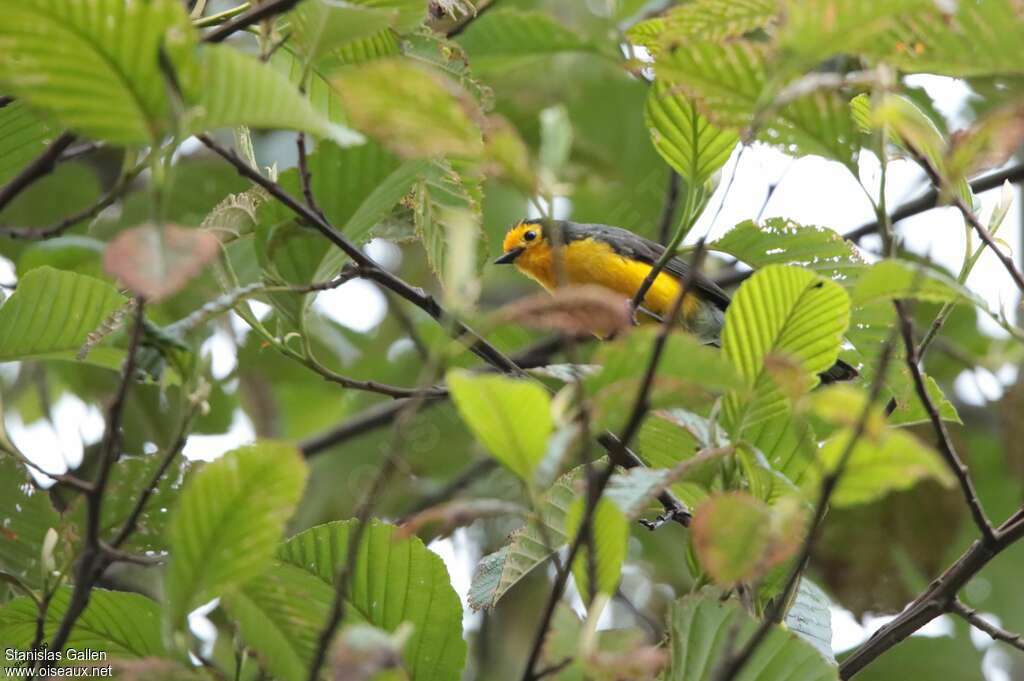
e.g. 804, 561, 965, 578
495, 221, 546, 265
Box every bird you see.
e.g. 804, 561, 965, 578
495, 218, 858, 383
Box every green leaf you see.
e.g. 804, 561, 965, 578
0, 454, 61, 589
288, 0, 397, 63
658, 0, 778, 41
455, 9, 595, 61
222, 561, 335, 681
0, 587, 165, 657
468, 469, 575, 610
586, 328, 743, 430
656, 41, 858, 169
446, 370, 552, 481
722, 265, 851, 435
775, 0, 933, 76
0, 101, 53, 184
712, 218, 865, 285
645, 79, 739, 185
811, 427, 955, 506
887, 370, 961, 426
332, 59, 484, 159
865, 0, 1024, 77
277, 520, 466, 681
180, 44, 363, 145
0, 267, 127, 369
564, 497, 628, 601
164, 441, 307, 630
0, 0, 193, 144
413, 161, 485, 306
668, 588, 836, 681
786, 579, 835, 663
850, 260, 973, 307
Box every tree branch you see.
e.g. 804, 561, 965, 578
46, 297, 146, 656
894, 299, 996, 544
657, 170, 681, 246
444, 0, 501, 38
950, 599, 1024, 653
0, 132, 76, 214
839, 508, 1024, 678
201, 0, 303, 43
198, 134, 524, 375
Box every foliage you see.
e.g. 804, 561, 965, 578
1, 1, 1023, 681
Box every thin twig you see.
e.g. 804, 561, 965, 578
910, 150, 1024, 294
296, 132, 327, 221
0, 132, 76, 214
199, 134, 524, 375
201, 0, 303, 43
950, 599, 1024, 652
894, 299, 996, 544
445, 0, 501, 38
46, 298, 146, 655
0, 163, 144, 240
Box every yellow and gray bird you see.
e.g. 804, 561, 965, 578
495, 218, 857, 383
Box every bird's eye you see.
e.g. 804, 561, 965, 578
524, 230, 537, 242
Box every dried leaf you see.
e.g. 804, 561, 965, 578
104, 224, 220, 301
496, 284, 632, 337
399, 499, 525, 539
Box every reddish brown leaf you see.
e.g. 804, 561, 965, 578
496, 284, 632, 337
104, 224, 220, 301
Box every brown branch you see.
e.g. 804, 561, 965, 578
950, 599, 1024, 653
910, 152, 1024, 294
198, 134, 524, 375
201, 0, 303, 43
839, 509, 1024, 678
0, 132, 76, 214
296, 132, 327, 221
0, 165, 142, 240
46, 298, 146, 656
894, 300, 996, 543
444, 0, 501, 38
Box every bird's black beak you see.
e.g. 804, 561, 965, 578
494, 247, 524, 265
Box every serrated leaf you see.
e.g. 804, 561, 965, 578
887, 370, 961, 426
222, 561, 335, 681
810, 426, 955, 506
455, 8, 594, 60
656, 41, 858, 169
691, 492, 772, 584
645, 80, 739, 185
446, 370, 552, 481
662, 0, 778, 41
564, 497, 628, 600
277, 520, 466, 681
288, 0, 397, 63
668, 588, 836, 681
850, 259, 973, 307
776, 0, 933, 76
181, 44, 363, 145
164, 441, 307, 630
333, 59, 484, 159
0, 0, 193, 143
0, 101, 54, 184
0, 587, 165, 657
865, 0, 1024, 77
785, 579, 835, 663
0, 267, 127, 369
712, 218, 865, 285
722, 265, 851, 435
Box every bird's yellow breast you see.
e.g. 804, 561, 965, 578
514, 238, 699, 318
